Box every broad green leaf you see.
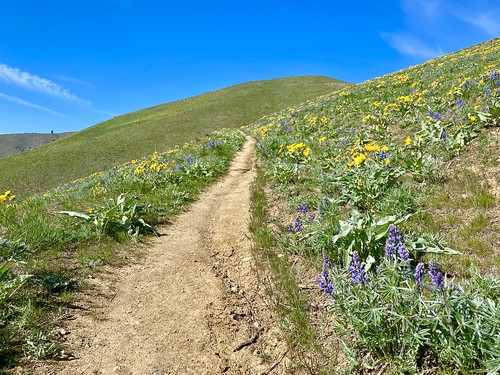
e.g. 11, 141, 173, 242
57, 211, 91, 220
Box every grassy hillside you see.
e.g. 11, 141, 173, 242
0, 133, 73, 159
250, 38, 499, 373
0, 75, 347, 197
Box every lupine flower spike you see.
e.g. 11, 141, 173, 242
428, 262, 445, 289
349, 252, 368, 285
317, 249, 334, 295
385, 224, 409, 261
414, 263, 425, 283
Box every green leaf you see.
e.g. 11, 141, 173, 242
57, 210, 91, 220
138, 219, 158, 236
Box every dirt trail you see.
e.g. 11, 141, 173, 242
33, 137, 288, 375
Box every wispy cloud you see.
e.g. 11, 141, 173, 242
55, 74, 93, 88
401, 0, 441, 18
381, 33, 443, 60
384, 0, 499, 59
0, 92, 63, 116
458, 11, 500, 37
92, 108, 120, 117
0, 63, 90, 105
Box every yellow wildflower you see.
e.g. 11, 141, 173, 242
303, 147, 311, 157
362, 114, 376, 122
405, 137, 412, 146
357, 179, 363, 187
287, 142, 306, 153
352, 153, 367, 166
397, 95, 412, 103
364, 141, 380, 152
0, 190, 13, 203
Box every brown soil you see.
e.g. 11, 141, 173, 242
25, 137, 289, 375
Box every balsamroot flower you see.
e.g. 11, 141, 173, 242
349, 252, 368, 285
428, 262, 444, 289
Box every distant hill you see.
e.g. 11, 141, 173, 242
0, 132, 73, 159
0, 75, 348, 197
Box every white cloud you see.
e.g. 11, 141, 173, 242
402, 0, 441, 18
92, 108, 120, 117
381, 33, 443, 59
55, 75, 93, 87
0, 63, 90, 105
0, 92, 63, 115
458, 11, 500, 37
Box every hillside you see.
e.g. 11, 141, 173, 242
0, 75, 347, 197
250, 38, 499, 372
0, 133, 73, 159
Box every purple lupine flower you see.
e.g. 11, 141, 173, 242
386, 225, 402, 259
318, 250, 334, 295
287, 225, 294, 233
185, 156, 194, 163
385, 242, 396, 259
456, 97, 466, 108
441, 131, 447, 140
414, 263, 425, 283
307, 215, 315, 222
428, 262, 444, 289
397, 242, 410, 262
294, 217, 303, 232
429, 109, 441, 120
299, 203, 308, 214
380, 150, 387, 159
485, 88, 492, 96
349, 252, 367, 285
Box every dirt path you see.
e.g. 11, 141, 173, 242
32, 137, 288, 375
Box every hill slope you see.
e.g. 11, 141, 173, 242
0, 133, 73, 159
0, 75, 347, 197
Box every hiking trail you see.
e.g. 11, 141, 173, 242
30, 137, 289, 375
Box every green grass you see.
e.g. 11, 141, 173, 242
250, 165, 339, 373
0, 76, 347, 197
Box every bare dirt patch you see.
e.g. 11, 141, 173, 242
22, 137, 289, 375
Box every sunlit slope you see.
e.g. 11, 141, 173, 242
0, 76, 347, 196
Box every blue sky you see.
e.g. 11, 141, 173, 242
0, 0, 498, 134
